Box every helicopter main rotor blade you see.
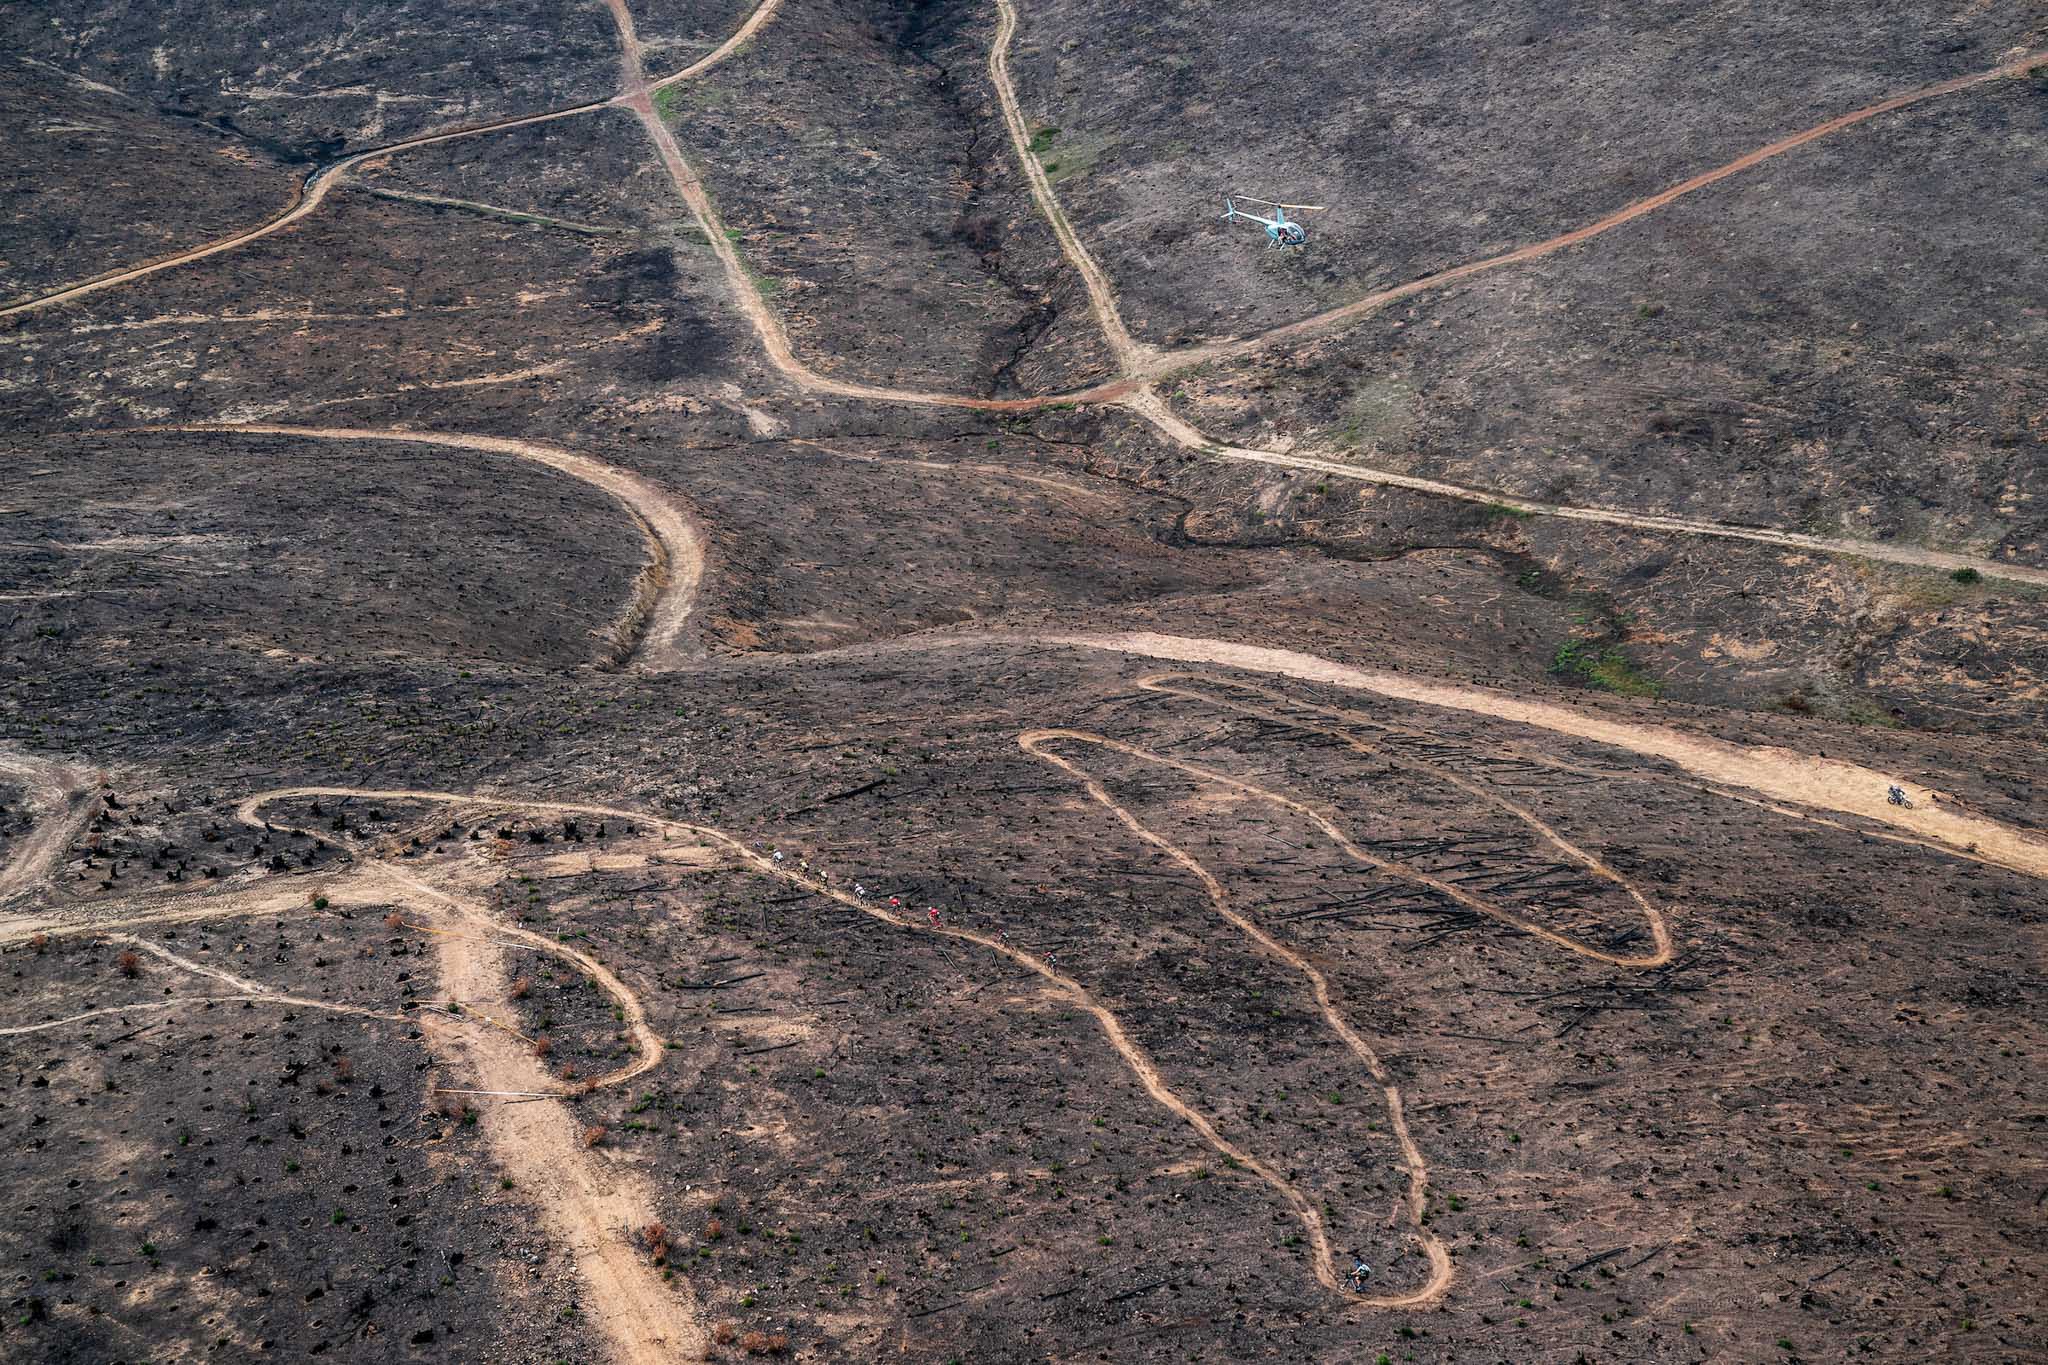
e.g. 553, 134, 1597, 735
1225, 194, 1329, 211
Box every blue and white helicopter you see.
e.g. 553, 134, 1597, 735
1220, 194, 1324, 247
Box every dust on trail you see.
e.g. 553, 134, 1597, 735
1022, 730, 1455, 1305
0, 749, 95, 906
1024, 632, 2048, 881
154, 423, 706, 670
1120, 389, 2048, 588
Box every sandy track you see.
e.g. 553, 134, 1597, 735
1120, 389, 2048, 588
0, 749, 95, 906
155, 423, 705, 670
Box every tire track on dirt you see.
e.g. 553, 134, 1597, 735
0, 750, 95, 907
151, 423, 706, 670
0, 993, 406, 1037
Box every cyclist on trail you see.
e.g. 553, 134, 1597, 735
1887, 784, 1910, 808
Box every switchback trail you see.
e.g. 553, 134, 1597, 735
155, 423, 706, 670
1131, 674, 1674, 965
1006, 632, 2048, 881
1024, 729, 1459, 1304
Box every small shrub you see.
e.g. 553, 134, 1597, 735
383, 913, 403, 929
1950, 567, 1980, 584
711, 1322, 738, 1346
116, 950, 141, 979
510, 977, 532, 1000
739, 1330, 789, 1356
583, 1125, 607, 1148
533, 1037, 553, 1059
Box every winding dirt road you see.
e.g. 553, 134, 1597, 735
1021, 632, 2048, 881
10, 3, 2042, 581
157, 423, 706, 670
1023, 729, 1456, 1303
0, 101, 613, 321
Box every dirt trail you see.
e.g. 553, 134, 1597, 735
157, 423, 705, 669
614, 74, 1049, 412
989, 0, 1150, 371
364, 858, 667, 1092
0, 749, 95, 906
115, 933, 274, 993
0, 0, 785, 324
0, 993, 405, 1037
1132, 675, 1672, 964
415, 860, 705, 1364
0, 102, 611, 321
646, 0, 787, 90
1177, 48, 2048, 371
1023, 731, 1454, 1302
1120, 389, 2048, 588
220, 782, 1397, 1302
1018, 632, 2048, 880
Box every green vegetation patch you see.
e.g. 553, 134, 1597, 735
1551, 640, 1661, 697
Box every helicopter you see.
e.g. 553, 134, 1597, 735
1220, 194, 1324, 247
